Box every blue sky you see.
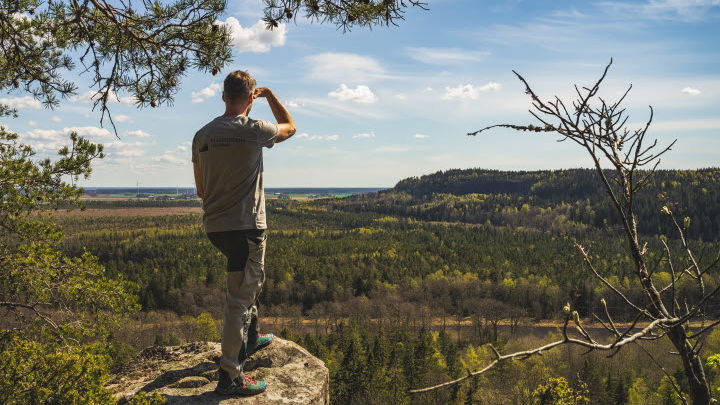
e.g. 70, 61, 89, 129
2, 0, 719, 187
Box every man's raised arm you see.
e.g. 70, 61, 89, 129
253, 87, 296, 142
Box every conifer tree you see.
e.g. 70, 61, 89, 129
579, 356, 607, 404
0, 127, 157, 403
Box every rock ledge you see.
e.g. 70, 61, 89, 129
108, 339, 329, 404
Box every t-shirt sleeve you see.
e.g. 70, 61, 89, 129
191, 131, 201, 163
252, 119, 279, 149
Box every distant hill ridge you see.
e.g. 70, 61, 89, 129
394, 167, 720, 201
325, 168, 720, 241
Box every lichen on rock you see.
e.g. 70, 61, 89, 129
108, 338, 329, 404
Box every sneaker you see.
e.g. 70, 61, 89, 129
247, 333, 274, 356
215, 368, 267, 396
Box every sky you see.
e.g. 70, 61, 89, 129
1, 0, 719, 187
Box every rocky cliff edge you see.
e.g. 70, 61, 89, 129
108, 338, 329, 405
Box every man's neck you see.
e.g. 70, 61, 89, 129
223, 103, 250, 117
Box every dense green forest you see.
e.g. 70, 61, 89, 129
59, 202, 719, 321
323, 168, 720, 241
49, 167, 720, 403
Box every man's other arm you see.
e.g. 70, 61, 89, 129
253, 87, 296, 142
193, 162, 204, 199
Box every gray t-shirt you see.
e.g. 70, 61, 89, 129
192, 115, 279, 232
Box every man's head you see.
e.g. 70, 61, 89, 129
222, 70, 256, 108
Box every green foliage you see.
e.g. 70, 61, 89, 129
56, 200, 718, 324
187, 312, 220, 342
628, 377, 652, 405
154, 332, 181, 346
0, 126, 101, 240
0, 331, 113, 404
105, 338, 137, 373
707, 354, 720, 370
1, 126, 139, 337
531, 377, 590, 405
656, 376, 683, 405
287, 319, 703, 405
707, 354, 720, 395
1, 0, 427, 125
579, 355, 608, 404
262, 0, 428, 31
12, 162, 717, 402
301, 323, 456, 405
0, 127, 141, 399
327, 168, 720, 241
0, 0, 231, 123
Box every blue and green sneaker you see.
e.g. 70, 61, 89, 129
215, 369, 267, 396
247, 333, 274, 356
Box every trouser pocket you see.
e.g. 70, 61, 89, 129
244, 233, 266, 303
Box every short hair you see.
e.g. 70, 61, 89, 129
223, 70, 256, 101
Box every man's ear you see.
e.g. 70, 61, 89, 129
221, 91, 226, 103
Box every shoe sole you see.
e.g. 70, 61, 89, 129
247, 339, 273, 356
215, 386, 267, 396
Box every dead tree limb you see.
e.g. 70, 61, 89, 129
410, 59, 719, 405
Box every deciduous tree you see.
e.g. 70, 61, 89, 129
412, 59, 720, 405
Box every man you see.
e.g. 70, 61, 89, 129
192, 70, 296, 396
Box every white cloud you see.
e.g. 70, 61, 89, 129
414, 134, 430, 139
443, 82, 502, 100
28, 120, 38, 127
152, 154, 186, 164
51, 116, 62, 123
24, 128, 64, 142
305, 53, 386, 83
328, 84, 377, 104
64, 126, 113, 139
288, 97, 386, 119
115, 114, 130, 122
20, 127, 115, 153
424, 87, 434, 92
192, 83, 221, 103
681, 86, 701, 95
24, 126, 113, 142
70, 90, 137, 105
70, 91, 95, 103
395, 93, 407, 100
104, 140, 147, 157
120, 95, 137, 105
126, 129, 151, 138
295, 132, 340, 141
176, 141, 192, 154
407, 47, 491, 65
288, 100, 300, 108
0, 96, 41, 109
220, 18, 286, 53
353, 132, 375, 139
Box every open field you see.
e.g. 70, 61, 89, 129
52, 207, 203, 217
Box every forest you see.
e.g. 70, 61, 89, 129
323, 168, 720, 241
46, 167, 720, 404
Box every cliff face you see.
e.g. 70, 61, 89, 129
108, 339, 329, 404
